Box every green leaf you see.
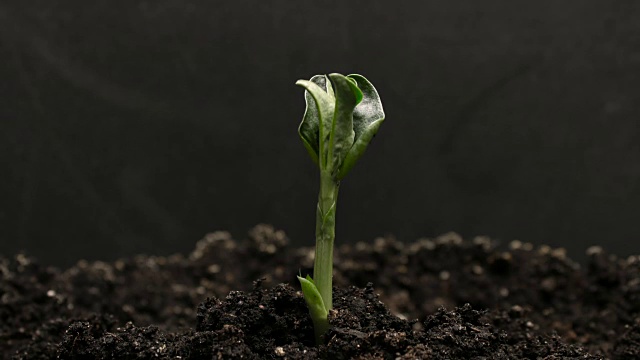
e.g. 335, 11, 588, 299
346, 76, 363, 105
297, 73, 384, 179
298, 275, 327, 317
297, 275, 329, 344
325, 76, 335, 99
336, 74, 385, 180
326, 73, 358, 174
296, 76, 335, 168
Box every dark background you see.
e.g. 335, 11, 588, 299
1, 1, 639, 267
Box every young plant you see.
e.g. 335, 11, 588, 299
295, 73, 385, 344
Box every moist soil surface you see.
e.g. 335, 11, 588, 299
2, 224, 639, 359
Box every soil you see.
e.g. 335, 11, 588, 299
2, 224, 639, 359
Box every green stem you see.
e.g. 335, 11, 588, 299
314, 170, 339, 310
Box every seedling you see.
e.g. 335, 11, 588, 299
295, 73, 385, 344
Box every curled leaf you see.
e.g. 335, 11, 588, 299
326, 73, 357, 174
296, 76, 334, 167
296, 73, 385, 179
336, 74, 385, 180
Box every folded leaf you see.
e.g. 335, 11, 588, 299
327, 73, 358, 174
298, 275, 329, 344
336, 74, 385, 180
297, 73, 385, 179
296, 75, 333, 164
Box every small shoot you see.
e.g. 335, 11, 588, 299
297, 275, 328, 344
295, 73, 386, 344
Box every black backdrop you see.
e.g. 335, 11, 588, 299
2, 1, 639, 267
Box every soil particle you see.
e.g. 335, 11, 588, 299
612, 321, 640, 359
1, 224, 636, 358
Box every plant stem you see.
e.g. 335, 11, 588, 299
314, 170, 339, 310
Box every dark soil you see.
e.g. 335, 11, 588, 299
2, 224, 639, 359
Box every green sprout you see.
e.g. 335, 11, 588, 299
295, 73, 385, 344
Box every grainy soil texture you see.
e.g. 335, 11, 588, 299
2, 225, 639, 359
